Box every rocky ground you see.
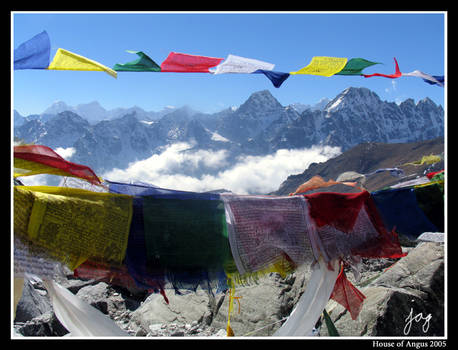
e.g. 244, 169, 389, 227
12, 237, 444, 338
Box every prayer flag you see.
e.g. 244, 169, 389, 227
113, 50, 161, 72
222, 194, 315, 277
160, 52, 223, 73
290, 56, 348, 77
14, 30, 51, 70
304, 191, 406, 260
252, 69, 290, 88
413, 182, 444, 232
402, 70, 444, 87
47, 48, 117, 78
213, 54, 275, 74
290, 175, 360, 196
14, 186, 133, 270
107, 181, 229, 293
14, 145, 102, 186
426, 169, 444, 180
335, 58, 380, 75
330, 264, 366, 320
371, 187, 438, 239
403, 154, 442, 166
423, 75, 444, 87
363, 57, 401, 79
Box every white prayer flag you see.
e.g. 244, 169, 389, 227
213, 54, 275, 74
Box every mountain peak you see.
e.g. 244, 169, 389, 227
237, 89, 283, 116
324, 86, 381, 113
43, 100, 74, 115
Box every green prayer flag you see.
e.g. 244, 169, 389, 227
335, 58, 379, 75
142, 198, 232, 270
323, 309, 340, 336
113, 50, 161, 72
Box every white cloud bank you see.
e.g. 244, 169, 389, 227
103, 143, 341, 195
55, 147, 76, 160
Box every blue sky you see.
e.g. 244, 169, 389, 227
12, 11, 446, 117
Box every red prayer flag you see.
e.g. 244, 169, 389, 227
160, 52, 223, 73
304, 191, 406, 259
305, 191, 369, 232
426, 169, 444, 180
363, 57, 401, 78
14, 144, 102, 185
330, 263, 366, 320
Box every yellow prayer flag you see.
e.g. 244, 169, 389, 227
14, 186, 132, 270
290, 56, 348, 77
47, 48, 117, 78
403, 154, 442, 167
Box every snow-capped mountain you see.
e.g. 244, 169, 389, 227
14, 87, 444, 176
19, 100, 180, 125
266, 87, 444, 152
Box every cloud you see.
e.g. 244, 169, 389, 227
103, 143, 341, 195
55, 147, 76, 160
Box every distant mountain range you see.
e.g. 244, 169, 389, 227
14, 87, 444, 177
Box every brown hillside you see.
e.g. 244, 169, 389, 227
272, 137, 444, 195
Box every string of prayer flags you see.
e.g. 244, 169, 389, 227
14, 30, 51, 70
213, 54, 275, 74
14, 145, 102, 186
290, 56, 348, 77
14, 186, 133, 271
14, 31, 444, 89
113, 50, 161, 72
160, 52, 223, 73
402, 70, 445, 87
363, 57, 401, 79
335, 58, 380, 76
47, 48, 117, 78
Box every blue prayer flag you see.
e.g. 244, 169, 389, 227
252, 69, 290, 88
14, 31, 51, 70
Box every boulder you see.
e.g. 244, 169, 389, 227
128, 264, 313, 337
15, 279, 52, 323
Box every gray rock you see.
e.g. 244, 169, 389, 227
17, 311, 68, 337
15, 279, 52, 323
127, 263, 313, 337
